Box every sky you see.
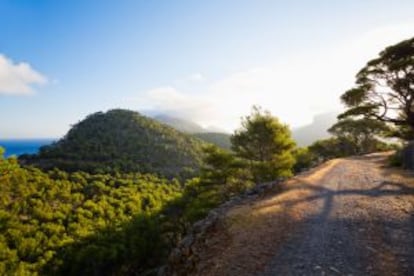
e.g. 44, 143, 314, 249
0, 0, 413, 138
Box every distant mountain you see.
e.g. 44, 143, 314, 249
154, 115, 206, 133
22, 109, 207, 178
154, 114, 228, 134
193, 132, 232, 150
204, 125, 228, 133
153, 114, 231, 150
154, 112, 337, 148
292, 112, 338, 146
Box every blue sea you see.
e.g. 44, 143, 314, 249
0, 139, 55, 158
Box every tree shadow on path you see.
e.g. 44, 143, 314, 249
255, 156, 414, 275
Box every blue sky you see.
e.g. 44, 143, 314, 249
1, 0, 413, 138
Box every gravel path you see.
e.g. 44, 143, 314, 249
196, 153, 414, 276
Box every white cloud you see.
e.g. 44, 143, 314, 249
187, 73, 204, 82
173, 72, 206, 87
137, 86, 215, 120
0, 54, 47, 95
134, 23, 414, 132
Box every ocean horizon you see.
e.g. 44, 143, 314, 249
0, 139, 56, 158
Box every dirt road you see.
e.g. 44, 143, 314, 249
195, 153, 414, 276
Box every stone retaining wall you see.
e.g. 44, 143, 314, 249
160, 180, 282, 276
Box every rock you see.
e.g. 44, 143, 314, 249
294, 263, 305, 269
208, 210, 218, 221
169, 248, 182, 264
181, 245, 191, 256
245, 189, 256, 196
192, 220, 206, 233
313, 265, 322, 270
329, 266, 340, 274
165, 178, 288, 275
181, 236, 194, 249
157, 265, 167, 276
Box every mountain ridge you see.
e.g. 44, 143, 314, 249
153, 114, 232, 150
153, 112, 339, 148
292, 112, 338, 146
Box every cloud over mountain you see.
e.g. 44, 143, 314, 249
133, 23, 414, 132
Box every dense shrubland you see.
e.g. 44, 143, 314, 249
0, 144, 261, 275
0, 150, 187, 275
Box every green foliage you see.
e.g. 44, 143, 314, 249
166, 148, 253, 230
328, 118, 390, 155
387, 124, 414, 141
292, 147, 316, 173
0, 145, 247, 275
309, 117, 395, 163
308, 135, 393, 163
339, 37, 414, 134
0, 149, 186, 275
161, 108, 300, 234
22, 109, 206, 178
0, 147, 18, 180
174, 178, 223, 224
200, 145, 253, 199
44, 214, 167, 276
308, 137, 354, 162
388, 149, 403, 167
231, 106, 295, 182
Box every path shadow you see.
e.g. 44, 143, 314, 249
256, 180, 414, 222
260, 215, 414, 276
255, 156, 414, 275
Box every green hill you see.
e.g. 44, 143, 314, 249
22, 109, 206, 178
193, 132, 231, 150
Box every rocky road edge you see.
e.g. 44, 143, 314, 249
159, 180, 284, 276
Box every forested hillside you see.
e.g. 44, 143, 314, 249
0, 150, 185, 275
22, 109, 206, 178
